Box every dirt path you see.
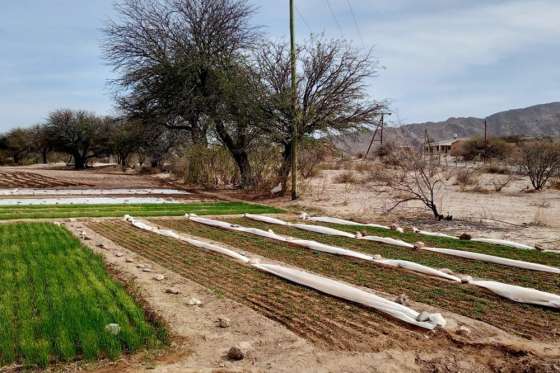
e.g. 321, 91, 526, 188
76, 220, 560, 372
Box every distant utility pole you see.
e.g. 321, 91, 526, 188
290, 0, 298, 200
483, 119, 488, 162
364, 112, 391, 159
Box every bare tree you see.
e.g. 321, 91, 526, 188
254, 37, 384, 192
108, 119, 146, 169
519, 141, 560, 190
0, 128, 34, 164
46, 110, 112, 170
103, 0, 258, 145
387, 151, 448, 220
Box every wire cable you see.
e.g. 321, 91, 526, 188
296, 4, 313, 35
325, 0, 344, 37
345, 0, 365, 47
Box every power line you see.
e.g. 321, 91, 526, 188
345, 0, 365, 48
295, 4, 312, 35
325, 0, 344, 37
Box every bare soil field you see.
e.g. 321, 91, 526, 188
0, 170, 88, 188
275, 162, 560, 251
84, 219, 560, 372
0, 165, 167, 189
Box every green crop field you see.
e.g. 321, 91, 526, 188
0, 223, 167, 368
0, 201, 282, 220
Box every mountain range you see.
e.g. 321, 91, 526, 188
336, 102, 560, 154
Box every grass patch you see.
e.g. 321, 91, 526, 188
0, 223, 166, 369
0, 202, 282, 220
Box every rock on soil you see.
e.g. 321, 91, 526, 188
217, 317, 231, 328
227, 346, 244, 361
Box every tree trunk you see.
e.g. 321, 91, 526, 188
215, 121, 254, 189
73, 153, 87, 170
277, 142, 293, 196
41, 148, 48, 164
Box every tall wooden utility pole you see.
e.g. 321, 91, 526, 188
364, 112, 391, 159
290, 0, 298, 200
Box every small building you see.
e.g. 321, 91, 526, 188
424, 137, 466, 154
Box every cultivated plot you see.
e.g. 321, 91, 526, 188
0, 201, 282, 220
156, 218, 560, 342
0, 223, 166, 369
0, 171, 87, 188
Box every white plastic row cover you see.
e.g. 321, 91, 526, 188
247, 214, 560, 274
240, 215, 560, 308
299, 214, 538, 251
191, 215, 460, 281
123, 215, 445, 329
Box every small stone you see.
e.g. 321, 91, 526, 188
439, 268, 454, 275
186, 297, 202, 306
217, 317, 231, 328
165, 288, 180, 295
413, 241, 425, 250
458, 275, 473, 284
457, 325, 471, 336
535, 244, 545, 252
153, 274, 165, 281
142, 268, 152, 273
115, 252, 124, 257
105, 323, 121, 335
96, 243, 105, 249
125, 258, 134, 263
390, 223, 399, 231
416, 311, 431, 322
395, 294, 409, 306
459, 233, 472, 240
227, 347, 244, 361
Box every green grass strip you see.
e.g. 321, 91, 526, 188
0, 222, 167, 368
0, 202, 282, 220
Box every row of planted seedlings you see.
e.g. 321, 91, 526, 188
150, 216, 560, 342
87, 220, 448, 353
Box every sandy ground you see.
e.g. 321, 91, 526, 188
279, 163, 560, 251
66, 219, 560, 373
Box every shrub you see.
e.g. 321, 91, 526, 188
454, 168, 479, 187
298, 138, 335, 179
333, 171, 358, 184
518, 141, 560, 191
173, 145, 239, 188
458, 137, 513, 161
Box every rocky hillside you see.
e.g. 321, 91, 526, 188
336, 102, 560, 154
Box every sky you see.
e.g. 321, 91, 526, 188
1, 0, 559, 131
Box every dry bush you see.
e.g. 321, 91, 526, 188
454, 168, 479, 187
249, 146, 283, 191
481, 164, 511, 175
298, 139, 335, 179
490, 174, 514, 192
458, 137, 514, 161
550, 178, 560, 190
333, 171, 358, 184
518, 141, 560, 191
354, 161, 380, 173
387, 152, 449, 219
173, 145, 239, 188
